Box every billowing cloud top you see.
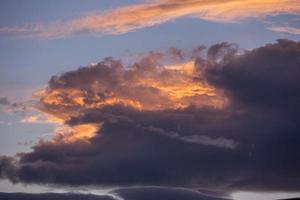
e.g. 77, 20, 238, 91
1, 0, 300, 38
1, 40, 300, 198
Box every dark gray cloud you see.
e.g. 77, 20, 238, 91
0, 156, 17, 183
0, 192, 115, 200
114, 186, 229, 200
1, 40, 300, 197
15, 120, 243, 191
0, 97, 9, 106
205, 39, 300, 111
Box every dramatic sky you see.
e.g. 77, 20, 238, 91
0, 1, 300, 200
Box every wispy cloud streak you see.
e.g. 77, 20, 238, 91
269, 26, 300, 35
1, 0, 300, 39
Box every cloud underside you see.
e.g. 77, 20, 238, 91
0, 192, 115, 200
1, 0, 300, 38
1, 40, 300, 198
0, 187, 229, 200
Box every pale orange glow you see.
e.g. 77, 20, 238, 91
21, 115, 39, 123
1, 0, 299, 38
135, 61, 224, 109
103, 97, 143, 110
54, 123, 99, 143
164, 61, 195, 75
21, 114, 64, 124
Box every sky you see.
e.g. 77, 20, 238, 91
0, 1, 300, 200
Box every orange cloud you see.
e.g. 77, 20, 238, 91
31, 48, 231, 142
52, 123, 99, 143
36, 60, 226, 121
1, 0, 299, 38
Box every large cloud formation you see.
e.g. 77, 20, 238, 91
0, 0, 300, 38
1, 40, 300, 198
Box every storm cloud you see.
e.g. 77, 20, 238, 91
1, 40, 300, 197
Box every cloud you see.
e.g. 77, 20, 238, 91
0, 97, 9, 106
21, 114, 63, 124
0, 192, 116, 200
114, 186, 228, 200
204, 39, 300, 110
0, 156, 17, 183
179, 135, 237, 149
1, 40, 300, 197
0, 187, 229, 200
142, 126, 238, 149
0, 97, 32, 115
1, 0, 300, 39
36, 49, 225, 119
269, 26, 300, 35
